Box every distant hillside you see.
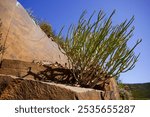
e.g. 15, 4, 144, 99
126, 83, 150, 100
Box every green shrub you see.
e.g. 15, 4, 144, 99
58, 10, 141, 88
39, 22, 55, 38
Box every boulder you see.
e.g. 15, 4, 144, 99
107, 78, 120, 100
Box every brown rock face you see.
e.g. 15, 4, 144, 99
0, 76, 103, 100
0, 59, 120, 100
103, 78, 120, 100
0, 0, 68, 66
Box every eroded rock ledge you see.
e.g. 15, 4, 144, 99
0, 75, 105, 100
0, 59, 120, 100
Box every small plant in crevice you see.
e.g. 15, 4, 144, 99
57, 10, 142, 88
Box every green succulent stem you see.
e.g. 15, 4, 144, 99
57, 10, 141, 88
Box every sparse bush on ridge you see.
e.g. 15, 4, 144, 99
26, 8, 40, 25
58, 10, 141, 88
26, 9, 56, 39
39, 22, 55, 38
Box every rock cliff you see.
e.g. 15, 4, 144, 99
0, 0, 120, 100
0, 0, 68, 66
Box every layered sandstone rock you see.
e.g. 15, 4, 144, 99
0, 75, 104, 100
0, 59, 120, 100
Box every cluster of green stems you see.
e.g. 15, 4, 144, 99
58, 10, 141, 88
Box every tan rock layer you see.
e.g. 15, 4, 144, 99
0, 76, 104, 100
0, 59, 120, 100
0, 0, 68, 67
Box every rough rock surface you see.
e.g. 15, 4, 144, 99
103, 78, 120, 100
0, 75, 104, 100
0, 59, 120, 100
0, 0, 68, 66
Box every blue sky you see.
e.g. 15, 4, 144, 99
18, 0, 150, 84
